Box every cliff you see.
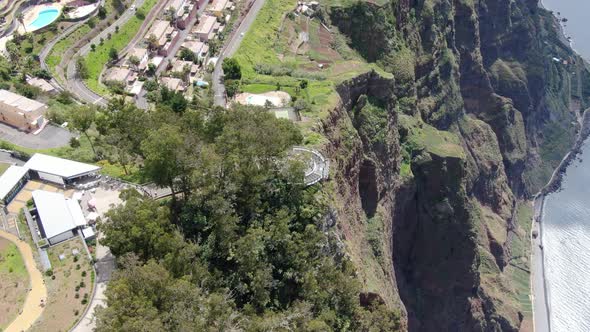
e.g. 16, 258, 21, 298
318, 0, 590, 331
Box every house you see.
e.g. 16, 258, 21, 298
32, 190, 86, 245
193, 15, 216, 41
176, 3, 198, 29
0, 165, 29, 206
207, 0, 228, 17
170, 59, 196, 74
126, 47, 149, 71
160, 76, 186, 92
181, 40, 208, 60
104, 67, 132, 84
0, 89, 48, 132
147, 20, 171, 48
158, 28, 181, 56
27, 77, 57, 95
24, 153, 101, 186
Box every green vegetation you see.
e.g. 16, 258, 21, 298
0, 238, 29, 330
0, 162, 11, 175
46, 24, 92, 74
399, 114, 465, 159
83, 0, 158, 94
0, 242, 27, 277
506, 201, 534, 317
91, 103, 401, 330
232, 0, 384, 125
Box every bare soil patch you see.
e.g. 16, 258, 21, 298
29, 237, 93, 332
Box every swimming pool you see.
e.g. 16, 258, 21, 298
27, 8, 60, 31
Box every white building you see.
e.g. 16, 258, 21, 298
0, 165, 29, 206
32, 190, 87, 245
24, 153, 101, 185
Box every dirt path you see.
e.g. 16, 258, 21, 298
0, 229, 47, 332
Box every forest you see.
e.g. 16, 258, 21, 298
90, 99, 401, 331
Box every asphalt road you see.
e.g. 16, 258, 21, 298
38, 1, 105, 93
212, 0, 266, 107
532, 196, 551, 332
66, 0, 148, 106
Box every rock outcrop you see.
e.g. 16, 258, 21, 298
319, 0, 590, 331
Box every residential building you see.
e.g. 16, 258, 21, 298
193, 15, 216, 41
0, 89, 47, 132
207, 0, 228, 16
104, 67, 132, 84
147, 20, 171, 48
181, 40, 208, 60
161, 76, 186, 92
27, 77, 57, 94
126, 47, 149, 71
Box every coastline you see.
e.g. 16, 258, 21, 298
531, 108, 590, 332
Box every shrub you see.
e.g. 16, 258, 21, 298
81, 271, 87, 277
73, 256, 79, 263
75, 293, 80, 299
45, 269, 53, 276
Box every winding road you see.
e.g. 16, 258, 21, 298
65, 0, 153, 106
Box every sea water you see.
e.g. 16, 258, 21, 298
542, 0, 590, 60
537, 1, 590, 331
542, 142, 590, 331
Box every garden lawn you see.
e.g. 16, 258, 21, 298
29, 237, 94, 332
0, 162, 11, 175
83, 0, 158, 95
0, 237, 29, 330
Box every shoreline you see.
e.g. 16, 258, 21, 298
531, 108, 590, 332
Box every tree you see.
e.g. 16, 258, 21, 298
179, 48, 197, 63
128, 55, 140, 70
90, 43, 96, 52
140, 124, 187, 195
70, 106, 97, 157
16, 13, 25, 33
225, 79, 239, 98
76, 57, 89, 79
222, 57, 241, 80
108, 47, 118, 62
147, 34, 158, 51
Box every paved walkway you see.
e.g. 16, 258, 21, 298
0, 229, 47, 332
0, 123, 72, 150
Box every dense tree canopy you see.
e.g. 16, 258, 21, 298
94, 101, 401, 331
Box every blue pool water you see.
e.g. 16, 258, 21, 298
27, 8, 59, 30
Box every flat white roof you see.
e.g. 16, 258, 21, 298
0, 89, 47, 112
82, 227, 95, 239
24, 153, 100, 180
0, 165, 28, 200
33, 190, 86, 239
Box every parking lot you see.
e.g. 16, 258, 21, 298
0, 123, 72, 150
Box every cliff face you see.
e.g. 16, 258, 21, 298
320, 0, 590, 331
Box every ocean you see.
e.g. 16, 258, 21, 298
542, 0, 590, 61
542, 143, 590, 331
539, 1, 590, 331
